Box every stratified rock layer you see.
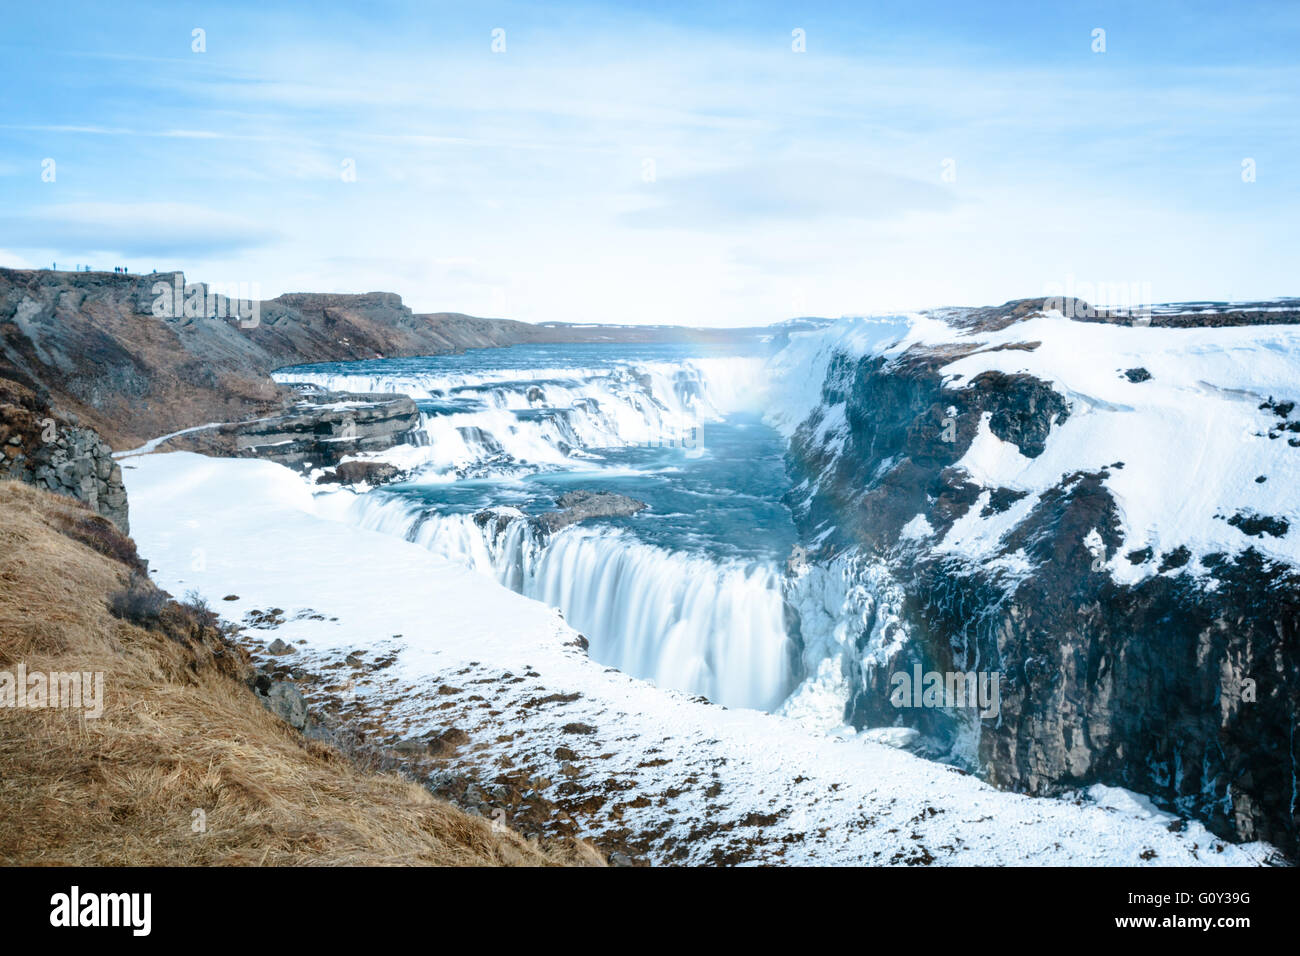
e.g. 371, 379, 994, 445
0, 376, 128, 531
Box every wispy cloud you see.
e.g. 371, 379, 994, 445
0, 1, 1296, 323
623, 161, 958, 229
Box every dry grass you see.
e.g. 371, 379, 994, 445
0, 479, 601, 866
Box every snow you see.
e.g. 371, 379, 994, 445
122, 451, 1277, 865
1083, 784, 1180, 826
113, 422, 222, 459
954, 412, 1035, 486
775, 310, 1300, 582
899, 514, 935, 541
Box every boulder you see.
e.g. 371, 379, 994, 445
260, 680, 307, 731
316, 460, 403, 486
534, 489, 647, 533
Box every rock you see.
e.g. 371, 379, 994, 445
164, 391, 421, 472
534, 490, 647, 533
393, 738, 430, 755
608, 851, 638, 867
0, 381, 130, 531
1226, 511, 1289, 538
261, 680, 307, 731
315, 460, 403, 485
267, 638, 294, 655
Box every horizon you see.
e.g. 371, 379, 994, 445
1, 1, 1297, 326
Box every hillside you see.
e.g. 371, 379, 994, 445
0, 479, 599, 865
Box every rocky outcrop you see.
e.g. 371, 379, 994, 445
0, 376, 128, 531
251, 670, 309, 731
316, 460, 405, 486
783, 306, 1300, 855
466, 490, 648, 551
533, 490, 648, 533
156, 392, 420, 471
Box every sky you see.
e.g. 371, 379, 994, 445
1, 0, 1297, 326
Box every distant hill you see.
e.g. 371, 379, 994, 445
0, 268, 767, 449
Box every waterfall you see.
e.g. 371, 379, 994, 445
347, 493, 798, 712
275, 357, 769, 478
290, 349, 824, 713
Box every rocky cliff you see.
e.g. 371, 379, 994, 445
147, 389, 422, 471
0, 376, 128, 531
777, 299, 1300, 855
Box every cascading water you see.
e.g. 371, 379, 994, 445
278, 344, 803, 711
347, 495, 797, 711
275, 348, 765, 479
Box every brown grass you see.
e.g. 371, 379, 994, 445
0, 479, 601, 866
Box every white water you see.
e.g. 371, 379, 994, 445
275, 357, 768, 478
278, 348, 922, 723
348, 493, 798, 711
278, 351, 804, 711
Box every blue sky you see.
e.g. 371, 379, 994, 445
1, 1, 1297, 325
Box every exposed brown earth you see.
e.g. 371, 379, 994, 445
0, 480, 602, 866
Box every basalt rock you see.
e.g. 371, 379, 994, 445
0, 375, 128, 531
785, 313, 1300, 855
316, 460, 405, 486
534, 490, 648, 533
254, 674, 308, 731
158, 391, 420, 471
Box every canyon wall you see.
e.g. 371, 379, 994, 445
779, 299, 1300, 853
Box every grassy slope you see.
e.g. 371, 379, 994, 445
0, 479, 599, 866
